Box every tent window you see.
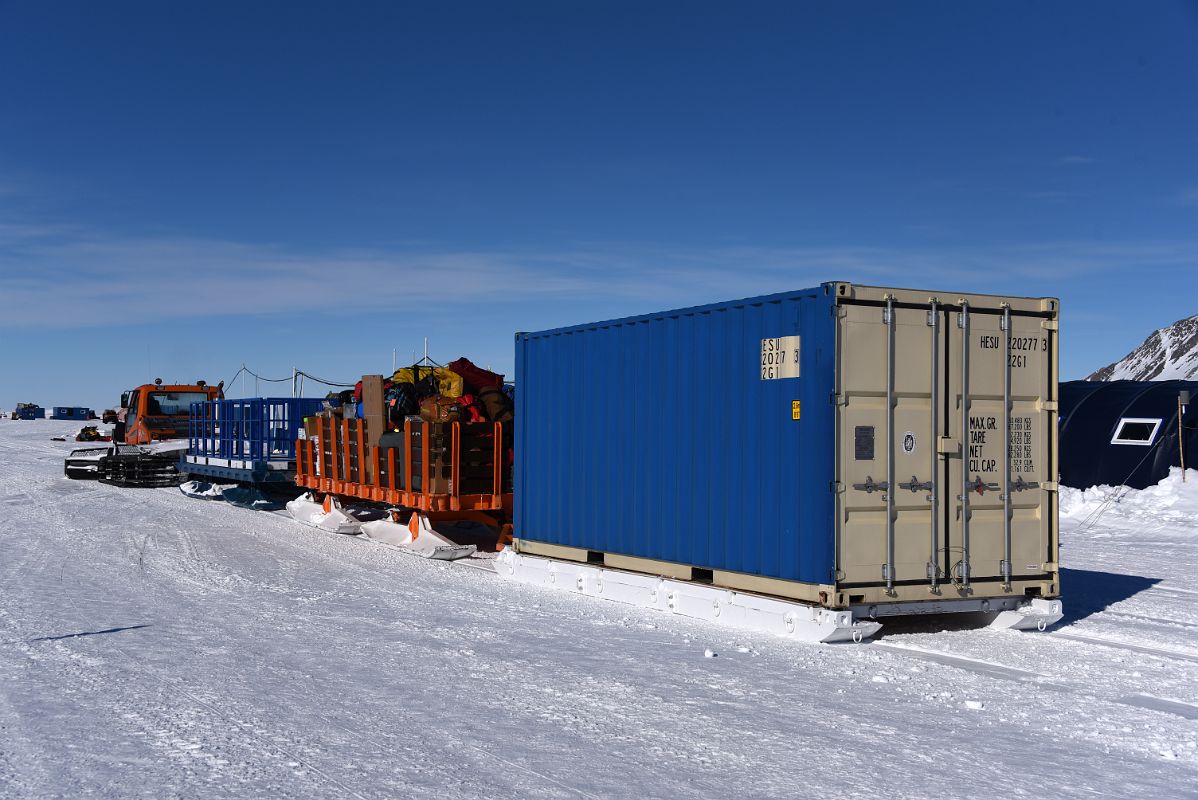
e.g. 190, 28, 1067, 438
1111, 417, 1162, 446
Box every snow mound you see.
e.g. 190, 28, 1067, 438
1060, 467, 1198, 534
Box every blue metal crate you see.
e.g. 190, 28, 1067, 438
183, 397, 326, 483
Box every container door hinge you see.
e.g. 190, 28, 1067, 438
830, 392, 847, 406
1043, 561, 1059, 572
829, 480, 844, 494
1041, 481, 1059, 492
937, 436, 960, 455
1038, 400, 1059, 412
1041, 319, 1059, 331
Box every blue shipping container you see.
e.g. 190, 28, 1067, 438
516, 285, 838, 585
515, 282, 1061, 609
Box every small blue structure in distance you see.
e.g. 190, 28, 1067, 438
12, 404, 46, 420
51, 407, 94, 421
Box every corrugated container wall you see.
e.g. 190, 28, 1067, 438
516, 287, 838, 585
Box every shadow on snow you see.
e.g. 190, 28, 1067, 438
22, 623, 152, 644
870, 567, 1160, 637
1056, 567, 1161, 626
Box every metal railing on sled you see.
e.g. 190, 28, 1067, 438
295, 415, 513, 516
184, 397, 326, 483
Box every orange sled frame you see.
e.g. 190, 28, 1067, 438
295, 416, 513, 551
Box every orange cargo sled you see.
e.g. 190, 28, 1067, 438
291, 414, 513, 554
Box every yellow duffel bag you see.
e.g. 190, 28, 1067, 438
391, 366, 464, 399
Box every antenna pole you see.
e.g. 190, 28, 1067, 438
1182, 393, 1188, 483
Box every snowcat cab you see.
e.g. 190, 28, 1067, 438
114, 379, 223, 445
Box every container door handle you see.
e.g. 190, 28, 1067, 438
897, 476, 933, 495
852, 476, 890, 493
960, 475, 1000, 496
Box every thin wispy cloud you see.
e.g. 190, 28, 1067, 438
1026, 190, 1086, 202
3, 225, 1197, 330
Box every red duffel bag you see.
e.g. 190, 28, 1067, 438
448, 357, 503, 392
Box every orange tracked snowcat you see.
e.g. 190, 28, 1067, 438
65, 379, 222, 485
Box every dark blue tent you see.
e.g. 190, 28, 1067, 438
1059, 380, 1197, 489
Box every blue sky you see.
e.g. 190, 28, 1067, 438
2, 1, 1197, 409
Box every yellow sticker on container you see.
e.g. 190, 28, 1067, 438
791, 400, 801, 420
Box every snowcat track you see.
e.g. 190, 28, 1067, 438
64, 447, 110, 480
99, 452, 185, 488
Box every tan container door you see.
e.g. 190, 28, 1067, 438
838, 299, 944, 589
945, 303, 1054, 588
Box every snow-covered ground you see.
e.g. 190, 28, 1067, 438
1, 419, 1196, 799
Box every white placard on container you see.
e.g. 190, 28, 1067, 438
761, 336, 801, 379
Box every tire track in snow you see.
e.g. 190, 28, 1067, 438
1050, 631, 1198, 665
871, 642, 1074, 691
873, 640, 1198, 721
1119, 694, 1198, 720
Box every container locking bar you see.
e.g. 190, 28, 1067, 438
884, 296, 896, 593
958, 299, 972, 587
927, 298, 941, 589
1001, 304, 1013, 589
